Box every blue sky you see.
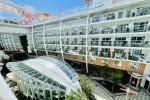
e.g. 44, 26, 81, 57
0, 0, 87, 19
12, 0, 86, 14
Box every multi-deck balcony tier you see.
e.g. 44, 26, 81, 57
0, 0, 150, 74
0, 1, 150, 91
0, 0, 150, 95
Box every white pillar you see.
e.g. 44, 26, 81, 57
59, 20, 65, 61
43, 23, 48, 56
31, 26, 37, 56
86, 12, 90, 73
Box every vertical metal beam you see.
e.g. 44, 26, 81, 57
86, 12, 90, 73
4, 34, 8, 51
8, 34, 12, 51
0, 34, 4, 49
43, 23, 48, 56
11, 35, 16, 51
31, 26, 37, 56
3, 34, 7, 50
58, 91, 60, 100
50, 90, 53, 100
59, 20, 65, 61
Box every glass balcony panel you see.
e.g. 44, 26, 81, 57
133, 22, 148, 32
104, 13, 115, 21
101, 27, 114, 34
89, 28, 99, 34
92, 16, 100, 23
101, 41, 112, 46
99, 52, 111, 58
114, 41, 128, 46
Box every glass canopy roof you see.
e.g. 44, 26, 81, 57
38, 56, 78, 80
6, 56, 81, 94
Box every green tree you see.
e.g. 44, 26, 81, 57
100, 64, 110, 83
79, 75, 91, 96
66, 75, 92, 100
66, 91, 87, 100
106, 69, 123, 91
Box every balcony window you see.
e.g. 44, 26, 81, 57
115, 24, 129, 33
100, 48, 111, 57
114, 37, 127, 46
90, 28, 99, 34
126, 10, 131, 17
92, 16, 100, 23
90, 57, 96, 62
114, 53, 126, 59
72, 29, 78, 35
66, 54, 70, 58
118, 12, 123, 19
90, 48, 98, 56
129, 62, 139, 70
104, 13, 115, 20
136, 7, 149, 16
73, 46, 78, 52
74, 55, 77, 59
134, 22, 148, 32
80, 38, 86, 45
101, 59, 107, 64
101, 38, 111, 46
131, 36, 145, 47
79, 47, 86, 55
81, 56, 85, 61
128, 49, 142, 61
114, 60, 122, 66
91, 38, 99, 46
115, 49, 124, 54
101, 26, 114, 34
79, 29, 86, 35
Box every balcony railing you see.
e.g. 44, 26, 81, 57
79, 49, 86, 55
101, 27, 114, 34
133, 25, 148, 32
99, 51, 111, 58
115, 27, 130, 33
114, 41, 128, 46
89, 29, 99, 34
101, 41, 112, 46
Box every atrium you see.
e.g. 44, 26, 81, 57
0, 0, 150, 100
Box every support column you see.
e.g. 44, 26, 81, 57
43, 23, 48, 56
58, 91, 60, 100
0, 34, 4, 50
86, 12, 90, 73
0, 34, 4, 49
8, 34, 12, 51
31, 26, 37, 56
50, 90, 53, 100
59, 20, 65, 61
11, 35, 17, 51
136, 77, 140, 89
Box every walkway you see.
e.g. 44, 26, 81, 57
89, 77, 150, 100
90, 80, 114, 100
113, 90, 150, 100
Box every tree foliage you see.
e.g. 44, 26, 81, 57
100, 64, 109, 80
107, 70, 123, 84
66, 75, 92, 100
106, 69, 123, 91
79, 75, 91, 96
66, 91, 87, 100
